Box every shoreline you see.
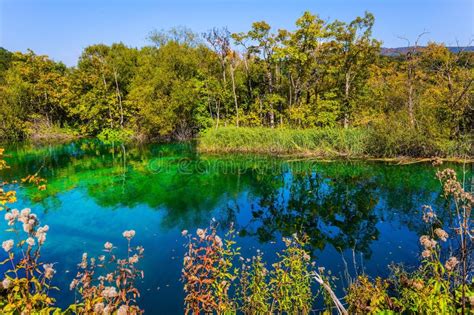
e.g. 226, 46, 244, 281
198, 148, 474, 164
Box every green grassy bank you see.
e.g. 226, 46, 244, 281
198, 127, 472, 158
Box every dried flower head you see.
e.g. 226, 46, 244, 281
104, 242, 113, 250
421, 250, 432, 258
445, 256, 459, 271
2, 239, 14, 252
196, 228, 206, 239
43, 263, 56, 279
1, 278, 11, 289
434, 228, 449, 242
101, 286, 118, 298
94, 302, 105, 313
26, 237, 35, 247
122, 230, 136, 240
117, 305, 129, 315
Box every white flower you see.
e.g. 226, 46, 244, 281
4, 212, 13, 221
2, 278, 11, 289
196, 228, 206, 239
101, 286, 118, 298
129, 254, 139, 264
43, 263, 56, 279
117, 305, 128, 315
26, 237, 35, 246
23, 223, 33, 233
94, 302, 105, 313
11, 209, 19, 218
181, 229, 188, 236
215, 235, 223, 247
69, 279, 78, 290
36, 232, 46, 245
104, 242, 113, 250
20, 208, 31, 217
122, 230, 136, 240
2, 239, 14, 252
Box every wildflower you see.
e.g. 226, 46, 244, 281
1, 278, 11, 289
26, 237, 35, 246
129, 254, 139, 264
434, 228, 449, 242
303, 253, 310, 261
20, 208, 31, 218
104, 306, 112, 314
422, 205, 436, 223
79, 253, 88, 269
94, 303, 105, 313
136, 246, 144, 254
23, 223, 33, 233
4, 212, 13, 221
2, 239, 14, 252
420, 235, 437, 249
422, 250, 432, 258
104, 242, 113, 250
196, 228, 206, 239
11, 209, 19, 218
117, 305, 128, 315
215, 235, 223, 247
69, 279, 78, 290
36, 232, 46, 245
122, 230, 136, 240
101, 286, 118, 298
445, 256, 459, 271
470, 296, 474, 307
105, 273, 114, 282
98, 255, 105, 261
181, 229, 188, 236
43, 263, 56, 279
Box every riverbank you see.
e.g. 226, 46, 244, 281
198, 127, 473, 160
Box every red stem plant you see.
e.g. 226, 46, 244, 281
68, 230, 144, 314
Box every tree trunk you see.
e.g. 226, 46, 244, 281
113, 68, 124, 129
344, 72, 350, 129
230, 64, 239, 127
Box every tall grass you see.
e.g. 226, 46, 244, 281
199, 127, 369, 157
199, 126, 472, 158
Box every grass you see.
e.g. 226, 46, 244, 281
199, 127, 369, 157
198, 126, 473, 159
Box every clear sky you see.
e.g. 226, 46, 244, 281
1, 0, 473, 66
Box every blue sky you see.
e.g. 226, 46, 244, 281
1, 0, 473, 66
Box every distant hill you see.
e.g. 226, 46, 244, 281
381, 46, 474, 56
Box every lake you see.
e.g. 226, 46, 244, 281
1, 140, 472, 313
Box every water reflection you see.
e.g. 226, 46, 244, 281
1, 140, 471, 312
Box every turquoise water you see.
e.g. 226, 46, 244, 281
1, 140, 472, 313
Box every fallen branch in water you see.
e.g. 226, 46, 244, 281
312, 271, 348, 315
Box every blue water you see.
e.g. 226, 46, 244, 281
1, 141, 471, 313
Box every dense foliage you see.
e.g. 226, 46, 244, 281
0, 12, 473, 156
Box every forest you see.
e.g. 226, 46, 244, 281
0, 11, 472, 157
